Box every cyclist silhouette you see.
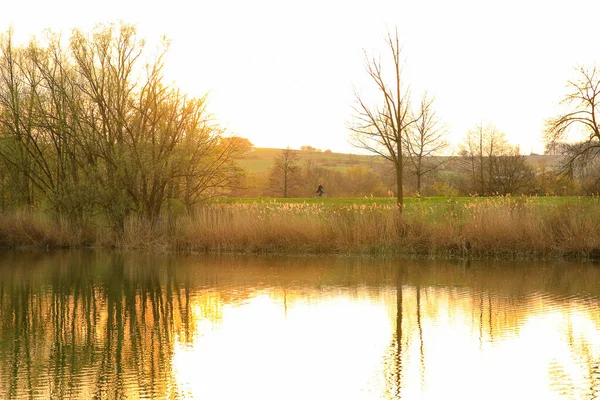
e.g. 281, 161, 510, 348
315, 183, 324, 197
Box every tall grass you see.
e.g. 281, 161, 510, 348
0, 211, 94, 249
2, 197, 600, 259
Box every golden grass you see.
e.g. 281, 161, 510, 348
0, 211, 93, 248
1, 197, 600, 259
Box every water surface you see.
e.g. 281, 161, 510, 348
0, 252, 599, 399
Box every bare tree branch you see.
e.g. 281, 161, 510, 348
349, 28, 422, 211
403, 93, 448, 192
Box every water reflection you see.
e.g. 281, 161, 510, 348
0, 253, 599, 399
0, 252, 193, 399
385, 262, 600, 400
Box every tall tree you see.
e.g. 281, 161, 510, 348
0, 24, 244, 229
545, 65, 600, 173
403, 94, 448, 193
0, 29, 44, 208
268, 147, 301, 198
350, 29, 418, 213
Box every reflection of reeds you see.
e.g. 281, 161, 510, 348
2, 197, 600, 258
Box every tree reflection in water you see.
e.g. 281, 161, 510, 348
0, 254, 599, 399
382, 260, 600, 399
0, 251, 194, 399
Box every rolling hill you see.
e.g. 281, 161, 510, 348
239, 148, 563, 174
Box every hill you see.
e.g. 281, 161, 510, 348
239, 148, 387, 173
239, 148, 563, 174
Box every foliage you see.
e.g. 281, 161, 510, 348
0, 24, 247, 230
344, 164, 386, 196
432, 181, 459, 197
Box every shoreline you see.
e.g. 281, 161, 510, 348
1, 197, 599, 261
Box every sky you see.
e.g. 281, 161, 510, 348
1, 0, 598, 154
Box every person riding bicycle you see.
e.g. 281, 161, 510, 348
316, 183, 324, 197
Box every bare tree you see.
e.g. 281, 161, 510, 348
545, 66, 600, 172
268, 147, 301, 198
404, 94, 448, 193
460, 123, 496, 195
350, 29, 418, 212
299, 156, 325, 195
492, 150, 533, 195
460, 123, 530, 195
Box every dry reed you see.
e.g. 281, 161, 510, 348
1, 197, 600, 259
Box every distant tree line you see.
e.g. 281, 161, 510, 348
344, 28, 600, 204
239, 139, 580, 199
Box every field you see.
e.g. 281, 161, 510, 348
240, 148, 392, 173
211, 195, 588, 210
239, 148, 563, 174
1, 195, 600, 260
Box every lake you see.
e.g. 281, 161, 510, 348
0, 251, 598, 399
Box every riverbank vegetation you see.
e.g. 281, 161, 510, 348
2, 196, 600, 259
1, 24, 600, 259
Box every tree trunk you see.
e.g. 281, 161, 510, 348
396, 163, 403, 213
479, 137, 485, 195
396, 135, 404, 213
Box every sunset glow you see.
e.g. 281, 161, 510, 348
3, 0, 599, 154
172, 286, 600, 399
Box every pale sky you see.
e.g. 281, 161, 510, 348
2, 0, 598, 154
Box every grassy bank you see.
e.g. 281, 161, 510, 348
1, 196, 600, 259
